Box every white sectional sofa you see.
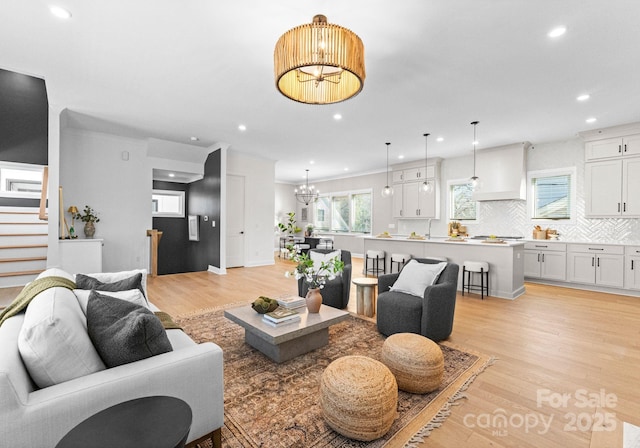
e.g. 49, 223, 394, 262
0, 268, 224, 448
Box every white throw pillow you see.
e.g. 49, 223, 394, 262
18, 287, 106, 389
76, 269, 148, 298
309, 250, 341, 272
74, 289, 150, 316
389, 260, 448, 298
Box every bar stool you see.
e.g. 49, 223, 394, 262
316, 237, 334, 250
462, 261, 489, 299
365, 250, 386, 277
390, 253, 411, 273
293, 237, 310, 255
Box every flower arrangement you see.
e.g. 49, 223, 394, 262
285, 252, 344, 289
74, 205, 100, 223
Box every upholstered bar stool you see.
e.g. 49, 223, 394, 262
390, 253, 411, 273
462, 260, 490, 299
316, 237, 334, 250
365, 250, 386, 277
292, 236, 310, 255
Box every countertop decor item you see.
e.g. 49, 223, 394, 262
251, 296, 279, 314
73, 205, 100, 238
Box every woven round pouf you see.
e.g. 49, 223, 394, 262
381, 333, 444, 394
320, 355, 398, 441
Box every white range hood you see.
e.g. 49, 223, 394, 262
472, 142, 530, 201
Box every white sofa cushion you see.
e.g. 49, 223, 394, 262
17, 287, 106, 389
389, 260, 448, 298
36, 268, 75, 282
74, 289, 149, 315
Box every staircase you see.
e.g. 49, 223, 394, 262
0, 206, 48, 288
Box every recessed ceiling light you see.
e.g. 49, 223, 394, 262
168, 173, 175, 178
344, 167, 349, 171
238, 124, 247, 131
309, 160, 315, 165
586, 117, 597, 123
333, 113, 342, 120
577, 94, 590, 101
398, 155, 404, 159
436, 137, 444, 142
50, 6, 72, 19
548, 26, 566, 38
190, 136, 199, 141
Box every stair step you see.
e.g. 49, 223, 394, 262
0, 256, 47, 263
0, 244, 47, 250
0, 269, 43, 278
0, 211, 39, 215
0, 272, 40, 288
0, 233, 47, 237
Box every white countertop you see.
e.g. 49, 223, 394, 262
363, 235, 524, 247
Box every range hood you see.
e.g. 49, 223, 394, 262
472, 142, 530, 201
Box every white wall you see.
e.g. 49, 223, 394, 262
227, 151, 276, 267
60, 128, 152, 272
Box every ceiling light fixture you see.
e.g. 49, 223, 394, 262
586, 117, 597, 123
421, 133, 433, 193
50, 6, 72, 19
238, 124, 247, 131
294, 169, 319, 205
470, 121, 480, 190
577, 94, 590, 101
436, 137, 444, 142
333, 113, 342, 120
274, 14, 366, 105
190, 136, 199, 141
381, 142, 394, 198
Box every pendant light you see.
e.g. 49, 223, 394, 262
381, 142, 394, 198
420, 133, 433, 193
470, 121, 480, 190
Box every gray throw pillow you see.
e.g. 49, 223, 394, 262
76, 273, 146, 298
87, 291, 172, 368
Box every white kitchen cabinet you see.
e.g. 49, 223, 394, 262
392, 170, 404, 184
59, 239, 103, 274
625, 246, 640, 290
585, 157, 640, 217
524, 242, 566, 281
566, 244, 624, 288
392, 185, 404, 218
402, 182, 437, 218
585, 134, 640, 160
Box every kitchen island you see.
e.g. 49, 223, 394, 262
364, 236, 525, 299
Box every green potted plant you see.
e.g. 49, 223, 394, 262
277, 212, 302, 236
305, 223, 314, 237
74, 205, 100, 238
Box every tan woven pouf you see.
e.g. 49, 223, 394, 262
381, 333, 444, 394
320, 355, 398, 441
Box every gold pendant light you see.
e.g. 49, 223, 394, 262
274, 14, 366, 104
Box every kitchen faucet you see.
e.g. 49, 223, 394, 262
426, 218, 432, 240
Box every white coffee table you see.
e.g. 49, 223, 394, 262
224, 304, 349, 363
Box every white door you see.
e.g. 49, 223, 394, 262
226, 175, 245, 268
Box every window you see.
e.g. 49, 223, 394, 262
449, 180, 477, 221
152, 189, 185, 217
314, 189, 372, 233
0, 162, 45, 199
528, 167, 576, 221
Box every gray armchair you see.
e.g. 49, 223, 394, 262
376, 258, 459, 341
298, 249, 352, 309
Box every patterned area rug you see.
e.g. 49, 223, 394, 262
177, 305, 494, 448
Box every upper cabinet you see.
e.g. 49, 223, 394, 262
581, 122, 640, 218
585, 134, 640, 160
472, 142, 530, 201
391, 160, 441, 219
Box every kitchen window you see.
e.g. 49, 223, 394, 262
528, 167, 576, 222
448, 180, 477, 221
314, 189, 372, 233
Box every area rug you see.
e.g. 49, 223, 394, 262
177, 305, 494, 448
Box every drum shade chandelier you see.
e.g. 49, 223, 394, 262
274, 14, 366, 104
295, 169, 320, 205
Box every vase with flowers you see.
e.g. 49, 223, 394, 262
74, 205, 100, 238
285, 252, 344, 313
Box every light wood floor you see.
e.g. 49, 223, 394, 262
148, 255, 640, 448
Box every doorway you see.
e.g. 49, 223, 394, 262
226, 174, 245, 268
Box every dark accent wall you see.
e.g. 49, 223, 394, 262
151, 149, 221, 275
187, 150, 222, 270
0, 68, 49, 165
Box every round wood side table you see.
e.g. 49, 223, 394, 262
352, 277, 378, 317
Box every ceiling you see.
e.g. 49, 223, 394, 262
2, 1, 639, 184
